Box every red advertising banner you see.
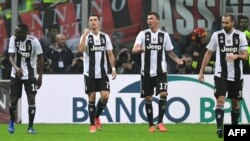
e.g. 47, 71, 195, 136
56, 3, 77, 39
0, 19, 7, 55
90, 0, 143, 42
20, 10, 44, 39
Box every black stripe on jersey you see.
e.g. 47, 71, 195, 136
15, 40, 22, 69
88, 35, 95, 78
25, 40, 35, 79
232, 33, 240, 81
218, 33, 227, 79
100, 34, 107, 77
144, 32, 151, 76
156, 32, 164, 75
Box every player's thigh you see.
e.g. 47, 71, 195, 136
84, 75, 96, 93
214, 76, 227, 98
98, 76, 110, 92
141, 75, 155, 98
24, 78, 37, 95
10, 77, 23, 98
228, 79, 243, 99
156, 73, 168, 95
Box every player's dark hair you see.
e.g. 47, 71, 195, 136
89, 13, 100, 21
147, 12, 160, 20
17, 23, 29, 33
223, 14, 235, 22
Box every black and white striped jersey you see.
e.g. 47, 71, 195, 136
8, 35, 43, 80
207, 29, 248, 81
134, 29, 174, 77
81, 31, 113, 78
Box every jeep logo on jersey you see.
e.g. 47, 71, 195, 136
18, 50, 30, 58
90, 45, 105, 52
146, 44, 162, 50
221, 46, 238, 53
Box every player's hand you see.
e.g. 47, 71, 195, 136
36, 76, 42, 89
176, 58, 184, 65
15, 67, 23, 78
133, 44, 144, 53
83, 28, 90, 36
225, 53, 238, 62
198, 72, 204, 83
111, 68, 117, 80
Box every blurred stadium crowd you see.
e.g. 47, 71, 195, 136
0, 0, 249, 79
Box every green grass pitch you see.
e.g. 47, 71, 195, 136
0, 123, 223, 141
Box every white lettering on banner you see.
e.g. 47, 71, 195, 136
176, 0, 194, 34
54, 7, 67, 23
75, 3, 81, 20
0, 94, 6, 109
158, 0, 173, 33
198, 0, 215, 29
31, 13, 43, 29
90, 0, 103, 15
158, 0, 216, 35
111, 0, 126, 11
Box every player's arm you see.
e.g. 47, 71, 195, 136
226, 50, 248, 62
199, 49, 213, 82
37, 53, 44, 89
107, 50, 117, 79
9, 53, 23, 78
79, 28, 89, 53
167, 50, 183, 65
132, 31, 144, 54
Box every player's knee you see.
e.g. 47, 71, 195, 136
159, 92, 167, 98
27, 95, 36, 105
145, 96, 152, 102
9, 96, 18, 108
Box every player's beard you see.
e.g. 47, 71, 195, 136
223, 27, 231, 33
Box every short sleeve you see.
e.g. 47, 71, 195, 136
33, 38, 43, 55
8, 36, 16, 53
134, 31, 144, 45
206, 32, 217, 51
164, 33, 174, 51
105, 34, 113, 50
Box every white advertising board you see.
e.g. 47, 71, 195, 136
21, 75, 250, 124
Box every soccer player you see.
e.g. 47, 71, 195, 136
132, 12, 183, 132
79, 14, 117, 133
199, 14, 248, 138
8, 24, 44, 134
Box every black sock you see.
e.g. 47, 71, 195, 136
231, 108, 240, 125
215, 106, 224, 130
158, 97, 166, 124
88, 101, 96, 125
9, 106, 16, 122
95, 99, 106, 118
28, 105, 36, 129
145, 100, 154, 127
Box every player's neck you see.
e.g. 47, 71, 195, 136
91, 29, 100, 36
150, 27, 158, 33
